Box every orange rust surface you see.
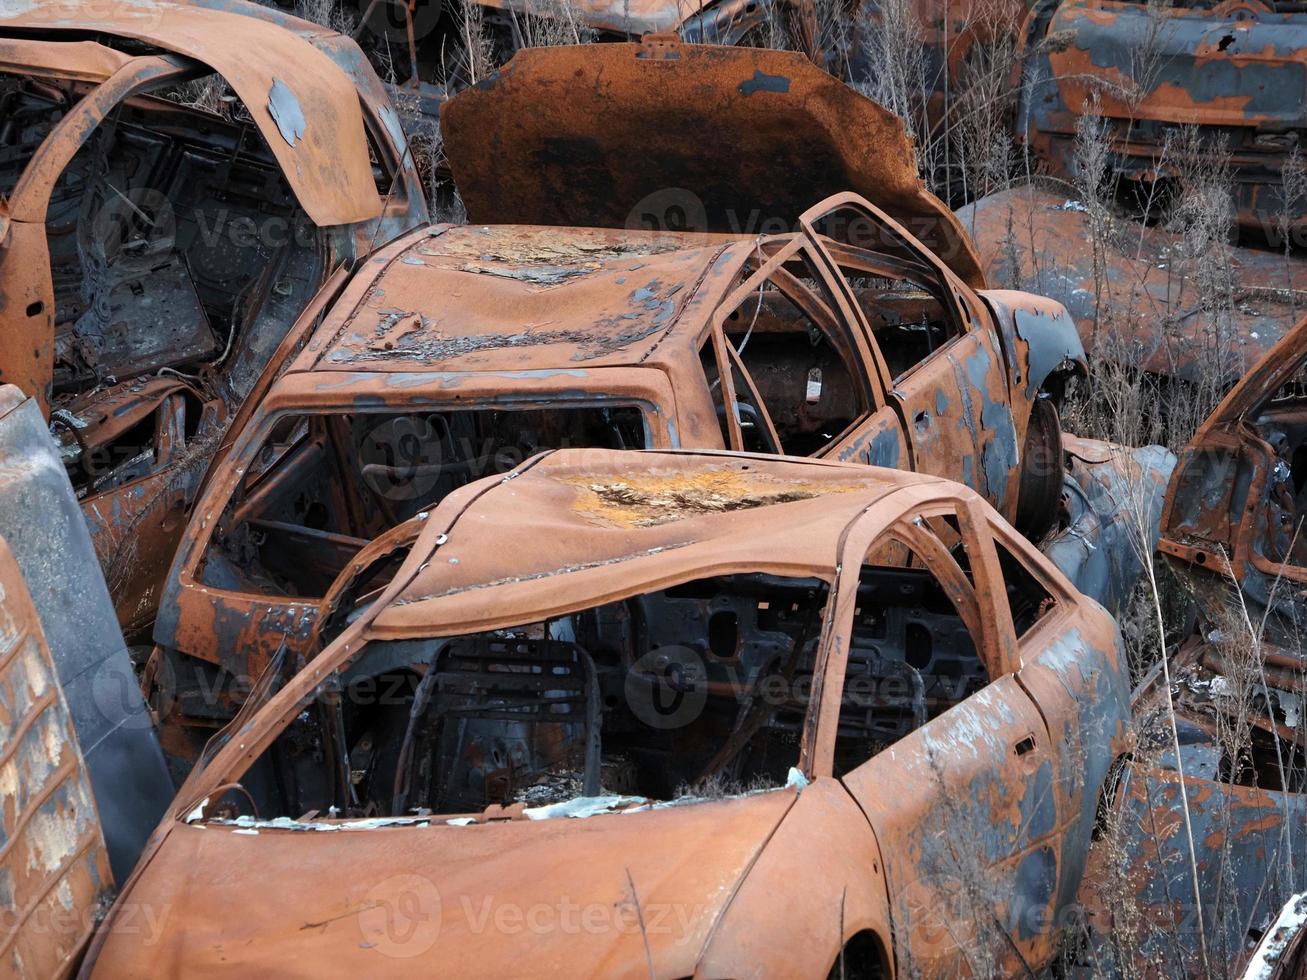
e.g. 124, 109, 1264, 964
0, 0, 382, 226
1160, 311, 1307, 630
440, 39, 987, 288
562, 467, 864, 528
158, 193, 1077, 681
0, 536, 112, 978
0, 2, 427, 638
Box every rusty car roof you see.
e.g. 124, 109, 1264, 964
0, 0, 381, 226
303, 224, 744, 373
367, 449, 959, 637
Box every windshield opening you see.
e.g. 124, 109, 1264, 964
217, 572, 831, 822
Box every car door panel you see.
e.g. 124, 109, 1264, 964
827, 407, 911, 469
1015, 624, 1130, 909
842, 677, 1063, 974
798, 194, 1021, 518
813, 495, 1065, 974
893, 329, 1019, 516
987, 519, 1132, 910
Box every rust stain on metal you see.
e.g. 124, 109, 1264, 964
564, 468, 863, 527
440, 38, 988, 287
151, 187, 1082, 705
959, 185, 1307, 385
1161, 311, 1307, 642
0, 535, 113, 978
1020, 0, 1307, 241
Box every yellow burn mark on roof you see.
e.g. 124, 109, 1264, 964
562, 468, 861, 528
419, 227, 686, 266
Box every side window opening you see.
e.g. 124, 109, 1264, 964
994, 540, 1057, 637
833, 518, 989, 776
848, 276, 959, 382
808, 204, 963, 383
214, 573, 832, 822
698, 335, 735, 450
51, 384, 205, 499
1247, 375, 1307, 570
724, 344, 781, 455
199, 405, 648, 597
720, 248, 869, 457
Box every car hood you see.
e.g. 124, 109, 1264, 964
440, 39, 985, 287
0, 0, 381, 226
89, 789, 797, 976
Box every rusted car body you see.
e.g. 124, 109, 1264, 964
139, 40, 1086, 767
0, 533, 114, 979
440, 40, 986, 281
0, 0, 429, 636
145, 204, 1087, 768
1018, 0, 1307, 242
1161, 311, 1307, 646
958, 185, 1307, 386
1045, 287, 1307, 977
1043, 434, 1176, 619
85, 448, 1130, 977
1071, 634, 1307, 978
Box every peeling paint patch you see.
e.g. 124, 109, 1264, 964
267, 78, 305, 147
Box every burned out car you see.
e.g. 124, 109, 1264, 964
148, 200, 1088, 761
1018, 0, 1307, 242
144, 41, 1087, 763
88, 449, 1130, 977
0, 0, 428, 635
1161, 311, 1307, 644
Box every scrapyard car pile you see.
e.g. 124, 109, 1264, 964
2, 0, 1307, 977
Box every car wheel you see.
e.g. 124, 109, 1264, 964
1015, 397, 1063, 540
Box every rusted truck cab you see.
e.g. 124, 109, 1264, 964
0, 0, 428, 636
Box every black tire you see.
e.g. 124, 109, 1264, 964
1015, 397, 1063, 540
